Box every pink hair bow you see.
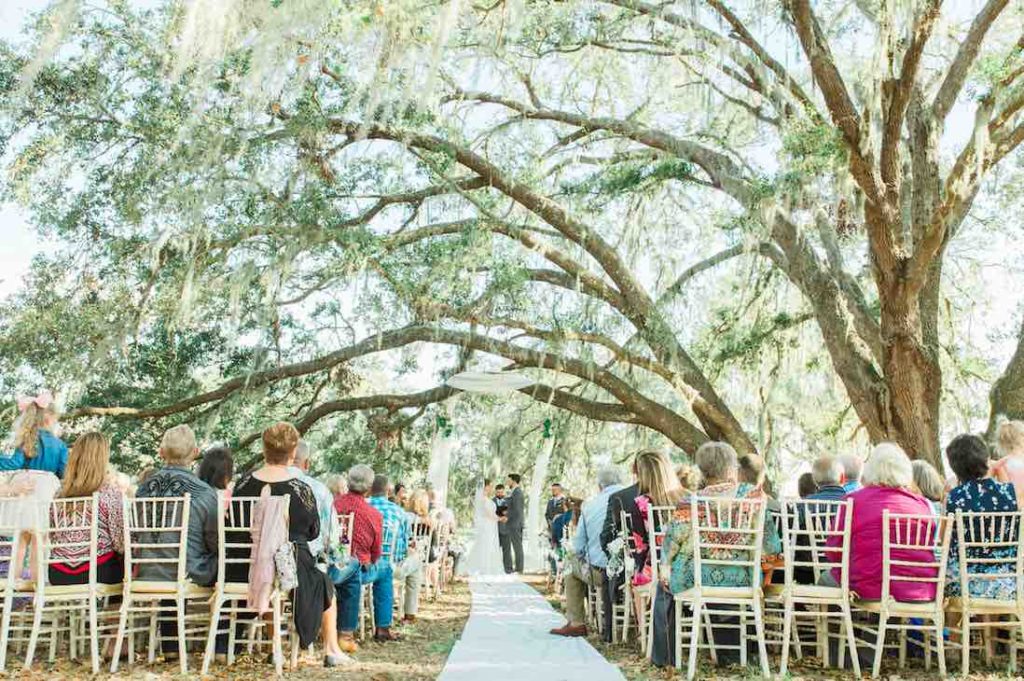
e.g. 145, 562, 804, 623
16, 390, 54, 412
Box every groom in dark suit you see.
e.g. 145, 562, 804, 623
503, 474, 525, 574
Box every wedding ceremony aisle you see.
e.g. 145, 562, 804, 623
438, 576, 626, 681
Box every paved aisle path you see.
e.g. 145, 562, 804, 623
438, 576, 626, 681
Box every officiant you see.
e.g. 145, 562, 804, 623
495, 484, 510, 565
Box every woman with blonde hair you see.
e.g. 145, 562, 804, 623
1, 391, 68, 476
991, 419, 1024, 507
405, 489, 438, 615
628, 449, 683, 586
49, 432, 126, 585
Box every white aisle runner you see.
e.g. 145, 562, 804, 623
438, 576, 626, 681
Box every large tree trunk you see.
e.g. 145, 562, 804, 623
878, 277, 943, 467
989, 319, 1024, 438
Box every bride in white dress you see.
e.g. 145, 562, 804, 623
461, 480, 505, 577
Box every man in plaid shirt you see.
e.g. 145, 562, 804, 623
368, 474, 410, 564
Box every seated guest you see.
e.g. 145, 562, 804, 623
399, 490, 431, 622
407, 489, 439, 614
49, 432, 125, 585
945, 434, 1019, 600
231, 423, 347, 665
911, 459, 945, 513
825, 443, 936, 599
663, 442, 782, 593
797, 472, 818, 498
289, 440, 335, 559
197, 446, 234, 492
368, 475, 418, 621
393, 482, 409, 507
136, 425, 219, 586
839, 453, 863, 493
326, 475, 348, 507
550, 466, 624, 637
807, 456, 846, 502
675, 464, 702, 493
630, 449, 684, 587
599, 456, 640, 643
334, 464, 399, 650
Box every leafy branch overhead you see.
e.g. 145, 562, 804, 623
1, 0, 1024, 471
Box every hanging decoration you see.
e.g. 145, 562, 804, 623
525, 422, 556, 573
427, 411, 456, 510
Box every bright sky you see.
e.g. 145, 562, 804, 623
0, 1, 46, 299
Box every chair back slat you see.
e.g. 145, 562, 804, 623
42, 494, 101, 586
217, 494, 289, 584
381, 519, 399, 563
644, 505, 676, 583
688, 496, 766, 591
779, 498, 852, 588
123, 494, 191, 583
880, 510, 951, 603
954, 509, 1024, 603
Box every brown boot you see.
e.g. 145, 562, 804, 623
549, 623, 588, 637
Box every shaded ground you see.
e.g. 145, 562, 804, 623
10, 580, 471, 680
532, 575, 1022, 681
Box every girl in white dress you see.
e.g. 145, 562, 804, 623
461, 480, 505, 577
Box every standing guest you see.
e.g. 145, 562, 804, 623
550, 466, 624, 637
289, 441, 335, 559
599, 457, 640, 642
911, 459, 946, 513
1, 391, 68, 476
231, 423, 347, 665
136, 425, 219, 586
49, 432, 126, 585
402, 489, 434, 621
797, 472, 818, 498
825, 444, 936, 599
545, 482, 566, 532
945, 434, 1019, 600
990, 420, 1024, 508
807, 456, 847, 502
197, 446, 234, 492
334, 464, 399, 649
503, 474, 525, 574
839, 453, 864, 493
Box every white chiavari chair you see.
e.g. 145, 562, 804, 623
201, 494, 298, 675
360, 519, 397, 639
671, 496, 770, 680
776, 498, 859, 676
111, 494, 212, 675
642, 504, 677, 659
851, 510, 952, 678
946, 509, 1024, 675
0, 497, 25, 672
609, 509, 634, 645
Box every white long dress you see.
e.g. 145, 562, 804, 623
461, 488, 504, 577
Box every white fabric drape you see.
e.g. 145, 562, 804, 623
427, 426, 455, 510
524, 434, 555, 572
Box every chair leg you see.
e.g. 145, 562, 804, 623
0, 588, 14, 672
110, 595, 130, 673
818, 604, 830, 668
272, 597, 284, 675
702, 610, 717, 664
739, 603, 748, 667
961, 612, 970, 676
201, 594, 222, 674
686, 600, 702, 681
89, 597, 101, 674
24, 595, 45, 670
147, 609, 158, 664
936, 618, 947, 678
780, 598, 793, 677
751, 598, 770, 679
873, 612, 888, 678
673, 599, 682, 670
898, 618, 907, 669
176, 597, 188, 675
841, 602, 861, 678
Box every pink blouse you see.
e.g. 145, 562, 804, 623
826, 485, 937, 601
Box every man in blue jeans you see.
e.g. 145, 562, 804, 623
334, 464, 400, 648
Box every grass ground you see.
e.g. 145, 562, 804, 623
13, 579, 472, 680
531, 575, 1023, 681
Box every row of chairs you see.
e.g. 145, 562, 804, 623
599, 497, 1024, 679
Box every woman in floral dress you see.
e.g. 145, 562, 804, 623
944, 433, 1019, 600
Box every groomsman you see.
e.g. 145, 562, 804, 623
544, 483, 566, 533
503, 474, 525, 574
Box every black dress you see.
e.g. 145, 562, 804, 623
230, 474, 333, 648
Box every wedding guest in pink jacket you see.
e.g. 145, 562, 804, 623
825, 443, 937, 601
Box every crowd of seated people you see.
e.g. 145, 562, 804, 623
0, 392, 456, 670
550, 420, 1024, 672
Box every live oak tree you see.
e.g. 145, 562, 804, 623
4, 0, 1024, 470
